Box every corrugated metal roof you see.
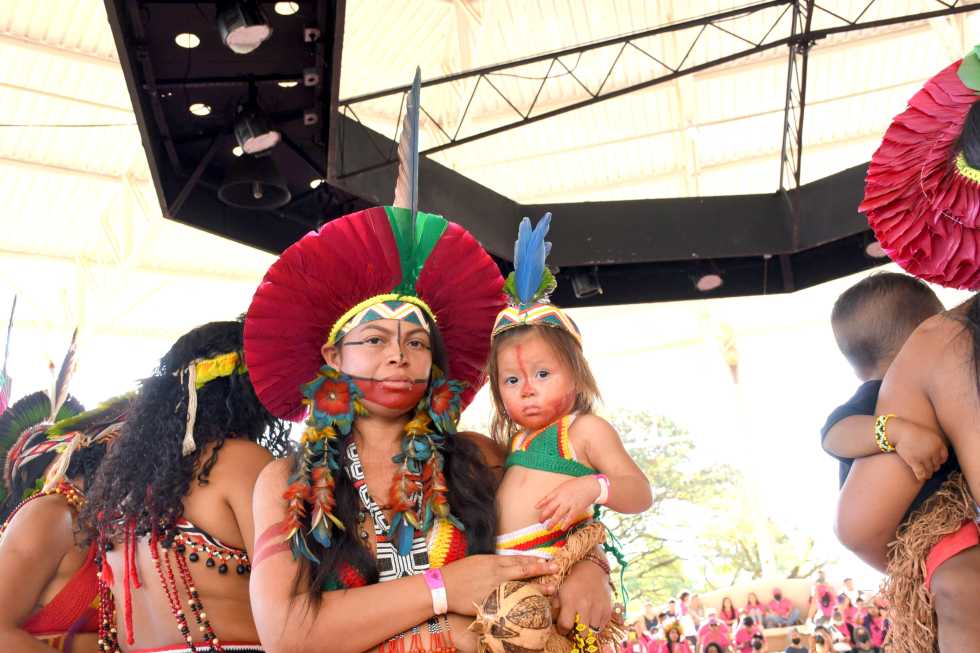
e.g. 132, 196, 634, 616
1, 0, 979, 340
340, 0, 980, 201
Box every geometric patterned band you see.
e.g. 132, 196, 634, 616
330, 295, 435, 346
491, 302, 581, 342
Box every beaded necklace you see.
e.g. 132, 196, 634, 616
173, 519, 251, 576
345, 440, 458, 653
95, 521, 250, 653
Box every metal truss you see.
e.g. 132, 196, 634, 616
335, 0, 980, 181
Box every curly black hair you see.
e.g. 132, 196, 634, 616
80, 320, 291, 541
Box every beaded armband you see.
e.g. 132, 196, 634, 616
874, 414, 896, 453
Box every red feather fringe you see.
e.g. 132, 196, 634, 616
861, 60, 980, 289
244, 208, 506, 420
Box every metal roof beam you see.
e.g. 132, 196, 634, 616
335, 0, 980, 181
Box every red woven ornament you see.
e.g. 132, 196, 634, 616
244, 206, 505, 421
861, 56, 980, 289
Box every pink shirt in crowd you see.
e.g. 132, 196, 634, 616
842, 606, 859, 624
867, 617, 889, 647
812, 583, 836, 617
697, 622, 731, 650
650, 642, 693, 653
767, 597, 793, 617
734, 625, 762, 653
744, 603, 764, 622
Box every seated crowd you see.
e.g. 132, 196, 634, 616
621, 573, 891, 653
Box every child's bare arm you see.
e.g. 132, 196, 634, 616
536, 415, 652, 528
824, 414, 948, 481
578, 414, 652, 514
823, 415, 878, 458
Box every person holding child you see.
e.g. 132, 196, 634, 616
244, 204, 613, 653
833, 44, 980, 653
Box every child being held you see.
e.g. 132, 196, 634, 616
822, 272, 958, 547
487, 214, 652, 564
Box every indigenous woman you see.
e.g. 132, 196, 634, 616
81, 321, 290, 653
0, 390, 128, 652
245, 204, 612, 653
840, 44, 980, 653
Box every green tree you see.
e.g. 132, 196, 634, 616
696, 507, 834, 588
601, 411, 738, 603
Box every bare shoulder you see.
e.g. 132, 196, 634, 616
256, 456, 291, 487
456, 431, 506, 467
214, 438, 275, 466
907, 312, 971, 353
252, 457, 291, 513
569, 413, 618, 439
1, 494, 74, 551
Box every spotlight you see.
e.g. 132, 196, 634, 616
865, 240, 888, 259
188, 102, 212, 116
218, 155, 291, 209
696, 273, 723, 292
570, 267, 603, 299
174, 32, 200, 49
234, 104, 281, 156
217, 0, 272, 55
274, 2, 299, 15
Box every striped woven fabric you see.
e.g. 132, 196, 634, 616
495, 514, 591, 559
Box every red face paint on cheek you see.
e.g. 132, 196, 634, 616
540, 391, 575, 423
355, 379, 427, 411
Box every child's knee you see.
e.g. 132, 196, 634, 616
932, 546, 980, 623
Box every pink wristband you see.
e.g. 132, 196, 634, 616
423, 568, 448, 615
595, 474, 610, 505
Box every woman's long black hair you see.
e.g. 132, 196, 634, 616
956, 103, 980, 396
292, 316, 498, 605
80, 320, 290, 540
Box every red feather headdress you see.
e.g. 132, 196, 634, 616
861, 48, 980, 289
244, 206, 506, 421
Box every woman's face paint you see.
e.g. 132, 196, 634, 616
324, 318, 433, 417
494, 331, 576, 431
353, 377, 427, 411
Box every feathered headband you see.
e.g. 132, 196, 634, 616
491, 213, 581, 341
176, 351, 247, 456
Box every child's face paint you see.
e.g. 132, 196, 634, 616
494, 331, 576, 431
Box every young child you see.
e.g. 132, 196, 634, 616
821, 272, 958, 564
488, 214, 652, 563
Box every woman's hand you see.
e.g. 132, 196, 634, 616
551, 558, 612, 635
441, 555, 558, 616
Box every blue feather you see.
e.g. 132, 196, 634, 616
513, 213, 552, 306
